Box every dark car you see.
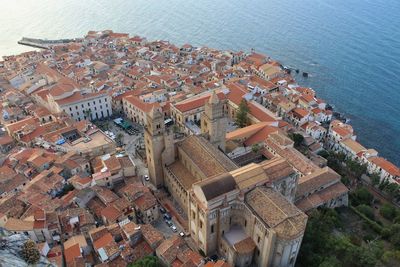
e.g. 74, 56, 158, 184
159, 207, 166, 214
163, 213, 172, 220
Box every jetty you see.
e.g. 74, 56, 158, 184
17, 37, 80, 49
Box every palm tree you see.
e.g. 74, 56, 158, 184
115, 133, 124, 146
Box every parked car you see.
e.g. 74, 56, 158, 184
171, 225, 177, 232
165, 220, 173, 226
179, 232, 185, 237
144, 175, 150, 181
163, 213, 172, 220
159, 207, 166, 214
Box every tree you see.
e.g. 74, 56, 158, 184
370, 173, 381, 186
235, 99, 249, 128
83, 109, 92, 120
319, 256, 341, 267
352, 187, 374, 206
172, 125, 179, 133
389, 224, 400, 249
20, 240, 40, 265
251, 143, 260, 153
129, 256, 159, 267
317, 150, 330, 159
383, 183, 400, 199
379, 178, 390, 191
115, 133, 124, 146
379, 203, 398, 221
289, 133, 304, 148
356, 204, 375, 220
382, 250, 400, 266
346, 158, 367, 178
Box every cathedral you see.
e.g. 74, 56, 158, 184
144, 91, 346, 267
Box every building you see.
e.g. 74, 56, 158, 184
144, 97, 349, 266
201, 91, 227, 151
144, 107, 175, 188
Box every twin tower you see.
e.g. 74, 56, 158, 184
144, 91, 227, 188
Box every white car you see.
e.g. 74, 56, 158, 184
179, 232, 185, 237
171, 225, 177, 232
144, 175, 150, 181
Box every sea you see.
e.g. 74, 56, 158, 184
0, 0, 399, 165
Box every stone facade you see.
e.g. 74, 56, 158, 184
144, 107, 175, 188
201, 91, 227, 151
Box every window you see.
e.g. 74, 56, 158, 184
75, 106, 78, 110
211, 224, 214, 233
257, 236, 260, 243
99, 99, 102, 103
81, 104, 84, 108
245, 219, 247, 227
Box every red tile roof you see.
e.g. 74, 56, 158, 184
369, 157, 400, 177
64, 243, 81, 263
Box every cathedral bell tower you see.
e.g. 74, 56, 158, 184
201, 91, 227, 152
144, 107, 167, 188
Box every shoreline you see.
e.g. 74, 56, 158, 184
0, 33, 396, 168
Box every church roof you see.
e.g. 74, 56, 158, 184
199, 173, 237, 201
178, 136, 237, 178
245, 187, 307, 240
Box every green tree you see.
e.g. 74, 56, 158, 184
383, 183, 400, 199
251, 143, 260, 153
370, 173, 381, 186
115, 133, 124, 146
382, 250, 400, 266
352, 187, 374, 206
319, 256, 341, 267
317, 150, 330, 159
379, 203, 398, 221
346, 158, 367, 178
289, 133, 304, 148
20, 240, 40, 265
129, 256, 159, 267
356, 204, 375, 220
235, 99, 249, 128
379, 178, 390, 190
341, 176, 350, 186
389, 224, 400, 249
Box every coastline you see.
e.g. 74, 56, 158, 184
0, 33, 397, 171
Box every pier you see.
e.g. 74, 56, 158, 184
17, 37, 80, 49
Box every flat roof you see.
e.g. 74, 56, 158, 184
223, 225, 248, 246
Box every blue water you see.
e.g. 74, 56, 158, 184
1, 0, 399, 165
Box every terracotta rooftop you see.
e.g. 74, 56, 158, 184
368, 157, 400, 177
64, 243, 82, 263
296, 167, 341, 199
197, 173, 237, 201
141, 224, 164, 247
178, 135, 237, 178
245, 187, 307, 240
296, 182, 348, 212
168, 161, 200, 190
